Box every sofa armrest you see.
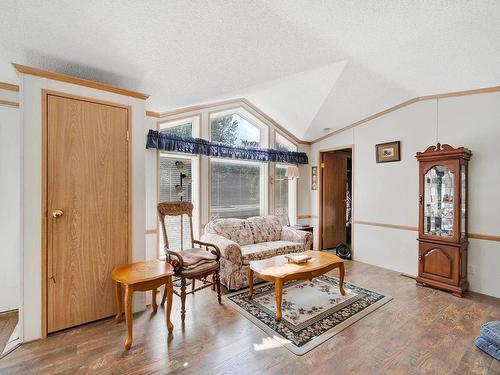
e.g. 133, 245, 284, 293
200, 233, 243, 265
281, 227, 312, 250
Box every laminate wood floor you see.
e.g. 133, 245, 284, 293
1, 261, 499, 374
0, 310, 18, 356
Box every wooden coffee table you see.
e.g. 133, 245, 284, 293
247, 250, 345, 321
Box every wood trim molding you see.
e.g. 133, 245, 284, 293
12, 63, 149, 100
146, 110, 161, 118
0, 99, 19, 108
355, 220, 418, 232
0, 82, 19, 92
297, 214, 318, 219
354, 220, 500, 242
418, 86, 500, 100
311, 85, 500, 144
313, 98, 420, 144
154, 98, 246, 118
468, 232, 500, 242
41, 91, 48, 338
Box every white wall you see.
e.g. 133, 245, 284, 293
307, 92, 500, 298
18, 74, 147, 342
0, 94, 20, 312
145, 116, 158, 261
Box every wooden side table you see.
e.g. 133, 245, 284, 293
111, 260, 175, 350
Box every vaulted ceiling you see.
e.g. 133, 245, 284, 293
1, 1, 499, 141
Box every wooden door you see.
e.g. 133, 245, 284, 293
46, 93, 129, 333
322, 152, 347, 249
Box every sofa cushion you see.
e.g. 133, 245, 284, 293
205, 218, 254, 246
241, 240, 303, 264
247, 216, 282, 243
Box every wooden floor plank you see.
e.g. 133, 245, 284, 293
0, 310, 18, 356
0, 261, 498, 374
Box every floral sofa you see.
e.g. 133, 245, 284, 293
200, 216, 312, 290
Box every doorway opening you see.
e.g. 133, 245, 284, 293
319, 147, 353, 259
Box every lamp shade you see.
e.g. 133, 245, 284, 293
285, 166, 300, 179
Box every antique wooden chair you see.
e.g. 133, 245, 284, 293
157, 201, 221, 322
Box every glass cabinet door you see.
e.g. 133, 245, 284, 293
461, 164, 466, 237
423, 166, 454, 237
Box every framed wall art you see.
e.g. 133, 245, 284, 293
376, 141, 401, 163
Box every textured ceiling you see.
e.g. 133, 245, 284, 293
1, 1, 499, 141
214, 61, 348, 140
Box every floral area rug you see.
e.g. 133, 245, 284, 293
224, 275, 392, 355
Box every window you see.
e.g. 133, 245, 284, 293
158, 155, 194, 253
210, 110, 268, 219
160, 122, 192, 137
211, 112, 261, 147
211, 159, 262, 219
276, 133, 297, 152
158, 116, 199, 255
274, 133, 298, 225
158, 115, 199, 138
275, 165, 290, 224
159, 156, 192, 203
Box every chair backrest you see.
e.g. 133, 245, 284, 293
157, 201, 194, 252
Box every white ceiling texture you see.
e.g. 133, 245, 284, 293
1, 1, 499, 141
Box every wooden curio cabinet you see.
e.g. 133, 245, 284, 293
415, 143, 472, 297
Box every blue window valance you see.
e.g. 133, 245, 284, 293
146, 129, 308, 164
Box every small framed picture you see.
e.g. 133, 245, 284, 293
376, 141, 401, 163
311, 166, 318, 190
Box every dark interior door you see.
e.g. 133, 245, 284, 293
322, 152, 347, 249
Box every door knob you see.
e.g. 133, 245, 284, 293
52, 209, 64, 218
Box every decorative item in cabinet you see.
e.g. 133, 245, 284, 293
415, 143, 471, 297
